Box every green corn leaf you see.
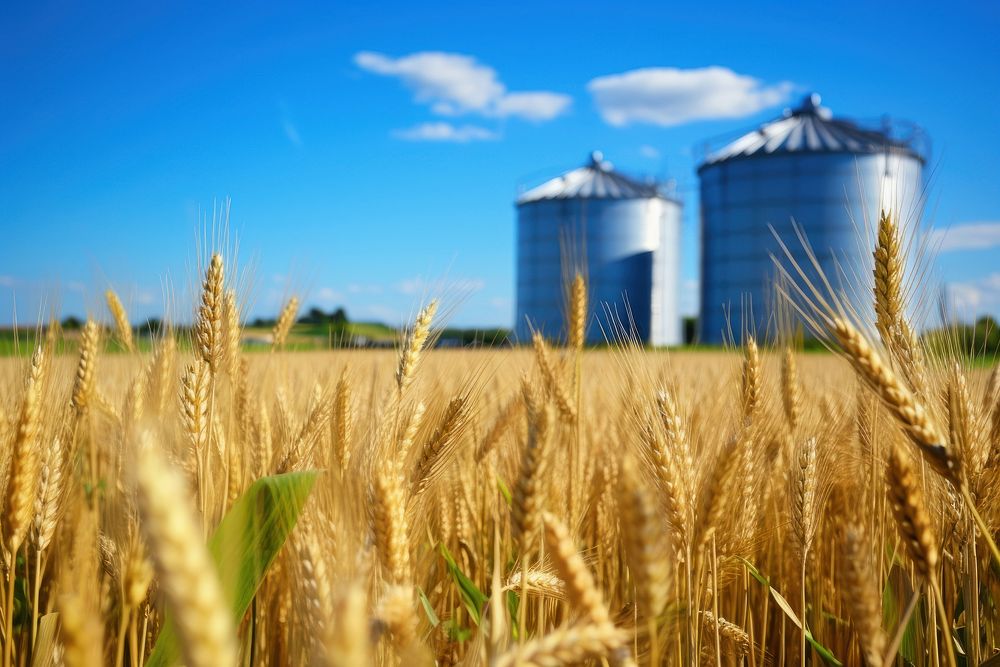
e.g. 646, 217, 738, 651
740, 558, 842, 666
418, 586, 441, 627
439, 543, 487, 625
147, 470, 318, 666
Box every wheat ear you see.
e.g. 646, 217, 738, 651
396, 300, 438, 395
411, 395, 467, 495
511, 396, 553, 552
272, 295, 299, 351
652, 389, 693, 547
782, 346, 802, 433
568, 272, 587, 352
493, 623, 629, 667
105, 289, 134, 352
333, 370, 353, 470
873, 210, 903, 346
885, 445, 938, 579
832, 317, 959, 486
134, 432, 237, 667
742, 336, 762, 423
195, 252, 225, 373
71, 319, 100, 413
325, 583, 370, 667
222, 289, 241, 377
616, 457, 669, 618
532, 332, 576, 421
541, 512, 611, 627
791, 436, 818, 555
371, 468, 411, 584
4, 345, 45, 554
840, 524, 886, 667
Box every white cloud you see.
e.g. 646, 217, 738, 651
587, 66, 794, 127
0, 276, 14, 287
639, 144, 660, 159
947, 273, 1000, 318
315, 287, 343, 304
394, 122, 498, 143
493, 92, 572, 121
932, 222, 1000, 252
135, 289, 156, 305
354, 51, 571, 122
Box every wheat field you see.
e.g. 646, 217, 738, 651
0, 212, 999, 666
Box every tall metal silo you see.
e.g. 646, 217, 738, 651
697, 94, 926, 344
515, 151, 682, 345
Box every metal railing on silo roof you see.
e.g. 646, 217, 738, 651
696, 94, 928, 344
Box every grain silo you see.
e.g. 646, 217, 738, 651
515, 151, 682, 345
697, 94, 927, 344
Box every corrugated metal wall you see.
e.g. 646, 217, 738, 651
698, 151, 924, 343
516, 196, 682, 345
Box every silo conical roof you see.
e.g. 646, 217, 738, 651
699, 94, 924, 169
517, 151, 664, 204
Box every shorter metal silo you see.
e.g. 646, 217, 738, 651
515, 152, 683, 345
697, 94, 927, 344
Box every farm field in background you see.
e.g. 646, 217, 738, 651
0, 215, 999, 666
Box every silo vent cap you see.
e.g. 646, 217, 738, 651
589, 150, 612, 171
793, 93, 832, 119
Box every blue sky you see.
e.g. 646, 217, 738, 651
2, 1, 999, 328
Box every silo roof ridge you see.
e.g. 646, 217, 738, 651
517, 152, 669, 204
699, 94, 924, 169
